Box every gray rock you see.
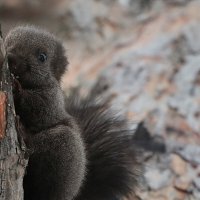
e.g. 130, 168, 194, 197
183, 22, 200, 54
193, 177, 200, 190
176, 145, 200, 165
144, 167, 172, 190
193, 190, 200, 199
168, 55, 200, 132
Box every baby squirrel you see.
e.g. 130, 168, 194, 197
5, 26, 139, 200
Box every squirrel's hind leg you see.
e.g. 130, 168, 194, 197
23, 124, 86, 200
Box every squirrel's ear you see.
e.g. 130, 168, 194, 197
51, 42, 69, 81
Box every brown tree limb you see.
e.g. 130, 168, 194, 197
0, 25, 27, 200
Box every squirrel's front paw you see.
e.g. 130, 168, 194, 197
12, 77, 23, 100
15, 115, 33, 158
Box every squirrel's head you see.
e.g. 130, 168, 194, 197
5, 25, 68, 87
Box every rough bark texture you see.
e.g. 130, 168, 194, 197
0, 25, 27, 200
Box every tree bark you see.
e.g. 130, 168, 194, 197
0, 25, 27, 200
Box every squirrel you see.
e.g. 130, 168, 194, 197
5, 25, 140, 200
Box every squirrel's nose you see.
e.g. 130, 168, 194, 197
7, 53, 18, 70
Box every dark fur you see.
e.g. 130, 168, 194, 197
5, 26, 140, 200
65, 90, 140, 200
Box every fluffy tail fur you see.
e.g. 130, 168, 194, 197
65, 88, 140, 200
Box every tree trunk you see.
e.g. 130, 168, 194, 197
0, 25, 27, 200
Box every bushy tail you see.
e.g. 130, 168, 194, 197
65, 88, 140, 200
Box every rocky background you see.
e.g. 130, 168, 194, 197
1, 0, 200, 199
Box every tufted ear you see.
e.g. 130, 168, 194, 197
51, 41, 69, 82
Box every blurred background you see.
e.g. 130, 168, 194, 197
1, 0, 200, 199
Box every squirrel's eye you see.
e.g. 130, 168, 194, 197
38, 53, 47, 63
